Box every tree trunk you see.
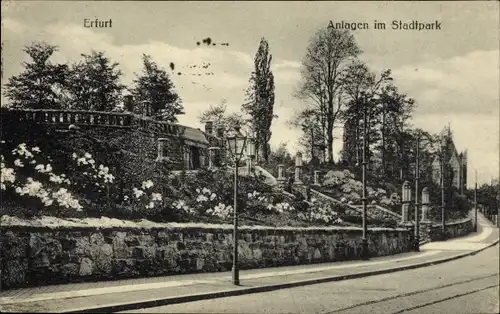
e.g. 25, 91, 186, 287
399, 120, 405, 181
381, 104, 386, 176
255, 141, 261, 163
310, 129, 315, 162
367, 115, 371, 170
355, 119, 360, 165
262, 139, 270, 163
327, 119, 334, 164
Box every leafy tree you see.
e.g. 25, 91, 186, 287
65, 51, 125, 111
197, 99, 247, 133
269, 142, 293, 164
3, 42, 68, 109
295, 25, 361, 164
243, 38, 276, 162
476, 179, 500, 218
132, 54, 184, 122
378, 84, 415, 179
290, 108, 325, 163
339, 61, 379, 166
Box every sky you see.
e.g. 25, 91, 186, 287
1, 1, 499, 186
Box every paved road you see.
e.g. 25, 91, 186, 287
124, 244, 499, 314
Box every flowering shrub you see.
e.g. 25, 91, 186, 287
1, 143, 84, 214
68, 152, 116, 200
297, 204, 344, 225
1, 138, 398, 227
320, 169, 396, 207
206, 203, 233, 219
120, 179, 164, 211
193, 187, 231, 218
267, 202, 295, 213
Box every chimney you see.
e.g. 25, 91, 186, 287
216, 126, 224, 138
205, 121, 214, 135
124, 94, 134, 112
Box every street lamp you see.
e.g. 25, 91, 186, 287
413, 131, 433, 251
226, 124, 247, 286
402, 180, 411, 222
440, 133, 446, 237
360, 103, 369, 260
414, 133, 421, 251
474, 170, 478, 232
246, 136, 256, 175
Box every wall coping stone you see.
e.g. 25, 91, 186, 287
0, 215, 410, 233
430, 217, 471, 228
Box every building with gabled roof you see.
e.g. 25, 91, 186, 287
431, 126, 467, 193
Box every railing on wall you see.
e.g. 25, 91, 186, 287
2, 108, 185, 137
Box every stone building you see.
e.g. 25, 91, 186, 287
1, 96, 235, 171
431, 126, 467, 193
122, 96, 230, 170
157, 120, 227, 170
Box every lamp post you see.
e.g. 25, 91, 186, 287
246, 136, 256, 175
440, 133, 446, 236
421, 187, 430, 222
402, 181, 411, 223
474, 170, 478, 232
412, 132, 434, 250
361, 103, 369, 260
414, 133, 421, 251
226, 125, 247, 286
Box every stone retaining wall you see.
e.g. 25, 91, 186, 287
1, 222, 412, 289
419, 217, 474, 242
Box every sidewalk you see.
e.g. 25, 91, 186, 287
1, 215, 498, 313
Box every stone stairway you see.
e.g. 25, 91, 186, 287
308, 188, 377, 219
230, 165, 401, 223
253, 166, 278, 186
352, 204, 401, 220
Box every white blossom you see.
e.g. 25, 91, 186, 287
52, 188, 82, 211
208, 203, 233, 218
141, 180, 154, 190
1, 166, 16, 186
49, 174, 64, 184
14, 159, 24, 167
196, 194, 208, 202
151, 193, 162, 202
77, 157, 88, 165
132, 187, 144, 199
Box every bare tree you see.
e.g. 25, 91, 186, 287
295, 25, 361, 164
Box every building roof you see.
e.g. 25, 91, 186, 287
181, 126, 210, 147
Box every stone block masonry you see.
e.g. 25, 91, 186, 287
419, 217, 474, 242
0, 219, 413, 289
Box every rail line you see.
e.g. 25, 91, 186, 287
323, 273, 499, 314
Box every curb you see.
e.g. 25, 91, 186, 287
62, 239, 499, 313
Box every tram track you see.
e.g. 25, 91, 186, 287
323, 273, 499, 314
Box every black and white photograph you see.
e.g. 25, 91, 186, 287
0, 1, 499, 313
